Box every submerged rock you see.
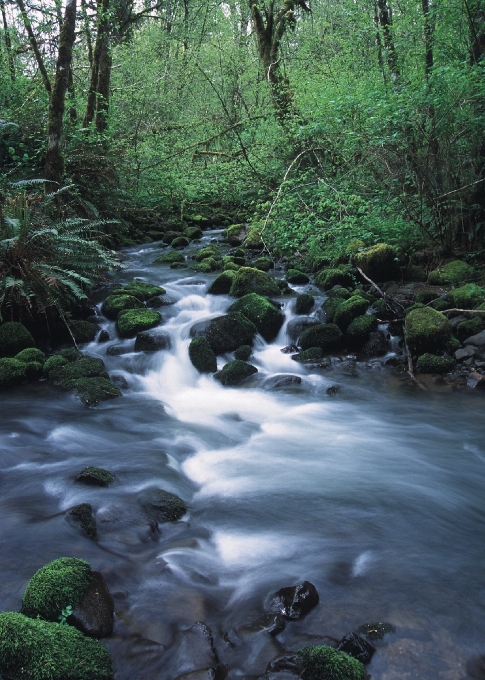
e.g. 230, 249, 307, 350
134, 330, 172, 352
262, 374, 302, 390
336, 632, 375, 664
161, 621, 224, 680
137, 486, 187, 522
356, 621, 396, 641
75, 466, 114, 487
266, 581, 319, 620
214, 360, 258, 386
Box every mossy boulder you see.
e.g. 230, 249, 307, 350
345, 314, 378, 348
229, 267, 280, 298
68, 502, 97, 540
228, 293, 284, 342
327, 288, 352, 300
71, 378, 122, 406
297, 644, 368, 680
154, 251, 185, 264
405, 307, 452, 353
214, 360, 258, 386
299, 323, 343, 351
195, 246, 220, 262
207, 270, 237, 295
287, 269, 310, 284
416, 353, 455, 374
223, 261, 240, 272
137, 486, 187, 522
428, 260, 474, 286
296, 293, 315, 315
226, 223, 247, 246
15, 347, 46, 364
354, 243, 399, 281
314, 267, 353, 291
234, 344, 252, 360
406, 264, 427, 282
120, 281, 166, 300
323, 297, 343, 323
291, 347, 324, 363
171, 236, 190, 249
0, 321, 35, 357
0, 612, 113, 680
189, 337, 217, 373
243, 227, 263, 249
456, 317, 485, 341
449, 283, 485, 309
184, 226, 203, 240
0, 358, 28, 387
116, 309, 161, 338
204, 312, 257, 354
415, 288, 440, 305
49, 357, 108, 386
76, 466, 114, 487
43, 354, 69, 377
333, 296, 369, 332
162, 230, 183, 244
70, 320, 98, 344
254, 257, 273, 272
102, 294, 143, 320
193, 258, 219, 273
21, 557, 93, 621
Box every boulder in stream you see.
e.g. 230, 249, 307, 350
214, 360, 258, 386
296, 644, 368, 680
229, 267, 280, 298
137, 486, 187, 523
69, 570, 114, 638
228, 293, 284, 341
134, 330, 172, 352
161, 621, 226, 680
204, 313, 256, 354
295, 293, 315, 315
0, 321, 35, 357
189, 337, 218, 373
405, 307, 452, 353
67, 502, 98, 540
266, 581, 319, 620
116, 309, 162, 338
336, 632, 375, 664
299, 323, 343, 352
75, 466, 114, 487
102, 293, 144, 320
208, 270, 237, 295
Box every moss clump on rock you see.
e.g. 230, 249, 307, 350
43, 354, 69, 377
189, 337, 217, 373
299, 323, 343, 351
102, 294, 143, 320
456, 317, 485, 341
0, 321, 35, 357
0, 612, 114, 680
314, 267, 353, 291
354, 243, 399, 281
323, 297, 342, 323
76, 466, 114, 487
207, 270, 237, 295
70, 320, 98, 344
214, 360, 258, 386
49, 357, 108, 386
292, 347, 324, 363
0, 358, 28, 387
71, 378, 122, 406
21, 557, 93, 621
449, 283, 485, 309
254, 257, 273, 272
234, 344, 252, 360
415, 288, 440, 305
405, 307, 452, 353
116, 309, 161, 338
345, 315, 378, 348
296, 293, 315, 315
333, 296, 369, 332
68, 502, 97, 540
416, 353, 455, 374
204, 312, 257, 354
195, 246, 220, 262
154, 251, 185, 264
243, 227, 263, 249
428, 260, 475, 286
229, 266, 280, 298
228, 293, 284, 341
287, 269, 310, 284
297, 645, 368, 680
184, 226, 203, 240
121, 281, 166, 300
15, 348, 46, 364
171, 236, 190, 249
226, 223, 246, 246
138, 486, 187, 522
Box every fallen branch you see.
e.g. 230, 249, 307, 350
355, 266, 385, 297
442, 308, 485, 315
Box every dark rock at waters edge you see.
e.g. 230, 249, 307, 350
67, 502, 98, 540
75, 466, 114, 487
228, 293, 284, 342
159, 621, 226, 680
189, 337, 218, 373
262, 374, 302, 390
362, 330, 387, 356
69, 571, 114, 638
266, 581, 319, 620
286, 317, 321, 343
467, 655, 485, 679
214, 360, 258, 386
336, 632, 375, 664
107, 344, 131, 356
356, 621, 395, 641
98, 329, 110, 343
204, 313, 257, 354
295, 293, 315, 315
239, 613, 286, 637
134, 330, 172, 352
137, 486, 187, 523
234, 344, 252, 361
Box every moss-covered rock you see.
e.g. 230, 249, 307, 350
228, 293, 284, 341
214, 360, 258, 385
189, 337, 217, 373
243, 227, 263, 249
456, 317, 485, 341
323, 297, 342, 324
207, 270, 237, 295
223, 261, 240, 272
345, 314, 378, 348
297, 644, 368, 680
162, 230, 183, 244
449, 283, 485, 309
193, 258, 218, 273
70, 320, 99, 344
60, 348, 81, 361
49, 357, 108, 386
287, 269, 310, 284
430, 298, 451, 312
68, 502, 97, 540
71, 377, 122, 406
204, 312, 257, 354
0, 321, 35, 357
254, 256, 273, 272
405, 307, 452, 353
21, 557, 93, 621
299, 323, 343, 351
184, 226, 203, 240
0, 612, 113, 680
354, 243, 399, 281
102, 294, 144, 321
327, 288, 352, 300
428, 260, 474, 285
314, 267, 353, 291
76, 466, 114, 487
195, 246, 220, 262
416, 353, 455, 374
415, 288, 440, 304
154, 251, 185, 264
137, 486, 187, 522
15, 347, 46, 364
116, 309, 161, 338
121, 281, 166, 300
291, 347, 324, 363
229, 266, 280, 298
333, 296, 369, 332
296, 293, 315, 315
234, 344, 252, 360
0, 357, 28, 387
406, 264, 427, 282
171, 236, 190, 249
43, 354, 69, 377
226, 224, 246, 246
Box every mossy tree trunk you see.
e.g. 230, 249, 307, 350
44, 0, 77, 185
15, 0, 51, 93
83, 0, 112, 133
0, 0, 15, 81
376, 0, 399, 84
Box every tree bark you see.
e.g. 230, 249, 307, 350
83, 0, 112, 133
376, 0, 399, 83
422, 0, 434, 79
15, 0, 51, 93
0, 0, 15, 81
44, 0, 77, 184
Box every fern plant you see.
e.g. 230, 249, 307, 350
0, 181, 120, 324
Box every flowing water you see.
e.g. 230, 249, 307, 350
1, 234, 484, 680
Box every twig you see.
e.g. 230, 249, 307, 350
442, 308, 485, 314
405, 338, 415, 380
355, 266, 385, 297
434, 177, 485, 202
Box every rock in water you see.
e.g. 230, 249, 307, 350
70, 571, 114, 638
266, 581, 319, 620
336, 632, 375, 664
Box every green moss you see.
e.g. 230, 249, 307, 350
223, 261, 240, 271
214, 360, 258, 385
71, 377, 122, 406
21, 557, 92, 621
456, 317, 485, 341
416, 353, 455, 374
415, 288, 439, 304
345, 314, 378, 347
0, 612, 113, 680
323, 297, 342, 323
287, 269, 310, 284
189, 337, 217, 373
292, 347, 324, 363
70, 320, 98, 344
60, 348, 81, 362
449, 283, 485, 309
154, 250, 185, 264
102, 294, 144, 320
228, 293, 284, 341
195, 246, 220, 262
226, 223, 246, 246
116, 309, 161, 338
171, 236, 190, 248
430, 298, 451, 312
162, 230, 183, 244
0, 322, 35, 357
428, 260, 475, 285
299, 323, 343, 351
234, 345, 252, 360
254, 257, 274, 272
24, 360, 43, 380
76, 466, 114, 486
49, 357, 108, 386
297, 644, 368, 680
208, 270, 237, 295
333, 296, 369, 331
43, 354, 68, 377
68, 502, 97, 539
121, 281, 166, 300
184, 226, 203, 240
229, 267, 280, 298
314, 267, 353, 291
193, 259, 216, 273
405, 302, 425, 314
327, 288, 352, 300
296, 293, 315, 315
406, 264, 427, 282
243, 227, 263, 248
354, 243, 399, 281
447, 336, 461, 352
0, 357, 28, 387
405, 307, 452, 353
15, 348, 46, 364
204, 312, 257, 354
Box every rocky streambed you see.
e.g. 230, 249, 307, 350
0, 232, 485, 680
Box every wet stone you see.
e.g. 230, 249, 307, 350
69, 571, 114, 638
266, 581, 319, 620
106, 344, 131, 356
356, 621, 396, 641
262, 375, 302, 391
240, 613, 286, 637
75, 466, 114, 487
137, 486, 187, 523
281, 344, 299, 354
98, 330, 110, 343
67, 503, 97, 540
336, 632, 375, 664
134, 331, 172, 352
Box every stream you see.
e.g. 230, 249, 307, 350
1, 232, 484, 680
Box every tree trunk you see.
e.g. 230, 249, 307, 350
15, 0, 51, 93
422, 0, 434, 79
83, 0, 111, 133
0, 0, 15, 81
376, 0, 399, 83
44, 0, 77, 184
